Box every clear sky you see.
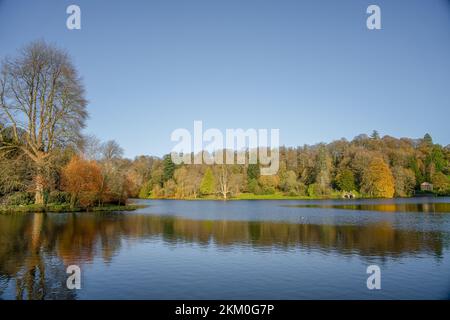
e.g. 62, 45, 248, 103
1, 0, 449, 158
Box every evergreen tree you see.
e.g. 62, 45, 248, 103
423, 133, 433, 145
200, 168, 215, 195
335, 168, 356, 192
247, 163, 260, 181
370, 130, 380, 140
162, 154, 175, 182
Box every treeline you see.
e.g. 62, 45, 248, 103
0, 136, 154, 207
139, 132, 450, 200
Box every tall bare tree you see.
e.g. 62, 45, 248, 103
0, 41, 88, 204
215, 164, 230, 200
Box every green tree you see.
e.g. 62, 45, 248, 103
423, 133, 433, 145
247, 178, 260, 194
162, 154, 175, 182
247, 163, 260, 181
335, 168, 356, 192
200, 168, 215, 195
408, 157, 425, 186
138, 181, 153, 199
425, 146, 447, 174
370, 130, 380, 140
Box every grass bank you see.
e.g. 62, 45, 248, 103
147, 192, 345, 201
231, 193, 341, 200
144, 192, 444, 201
0, 204, 143, 214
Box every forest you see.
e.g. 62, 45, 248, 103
137, 131, 450, 200
1, 41, 450, 209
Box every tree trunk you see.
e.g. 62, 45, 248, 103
34, 156, 47, 205
34, 174, 45, 205
216, 165, 229, 200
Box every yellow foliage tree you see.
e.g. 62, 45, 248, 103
361, 158, 395, 198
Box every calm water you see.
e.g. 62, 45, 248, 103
1, 197, 449, 300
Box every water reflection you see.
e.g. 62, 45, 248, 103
1, 210, 449, 299
285, 202, 450, 213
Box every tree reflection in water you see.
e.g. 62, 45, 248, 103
0, 211, 448, 299
284, 202, 450, 213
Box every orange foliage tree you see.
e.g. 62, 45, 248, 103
361, 157, 395, 198
62, 156, 103, 207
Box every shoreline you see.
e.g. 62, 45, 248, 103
2, 194, 443, 213
0, 204, 143, 214
139, 192, 440, 201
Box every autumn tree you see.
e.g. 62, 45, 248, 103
105, 168, 131, 205
0, 41, 88, 204
174, 166, 189, 198
313, 145, 332, 195
280, 170, 304, 195
361, 158, 395, 198
258, 174, 280, 195
126, 155, 154, 197
392, 166, 416, 197
431, 172, 450, 195
61, 157, 103, 207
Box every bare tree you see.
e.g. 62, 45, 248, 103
0, 41, 88, 204
102, 140, 124, 162
215, 164, 230, 200
81, 134, 103, 161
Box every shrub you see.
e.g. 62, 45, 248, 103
307, 183, 320, 197
261, 186, 276, 195
4, 192, 34, 205
61, 156, 104, 207
247, 178, 259, 193
47, 191, 71, 205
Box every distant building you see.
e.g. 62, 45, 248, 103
420, 182, 433, 192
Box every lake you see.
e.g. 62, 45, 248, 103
1, 197, 449, 300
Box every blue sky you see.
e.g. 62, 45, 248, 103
1, 0, 449, 158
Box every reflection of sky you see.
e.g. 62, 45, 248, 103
47, 240, 450, 299
131, 198, 450, 231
